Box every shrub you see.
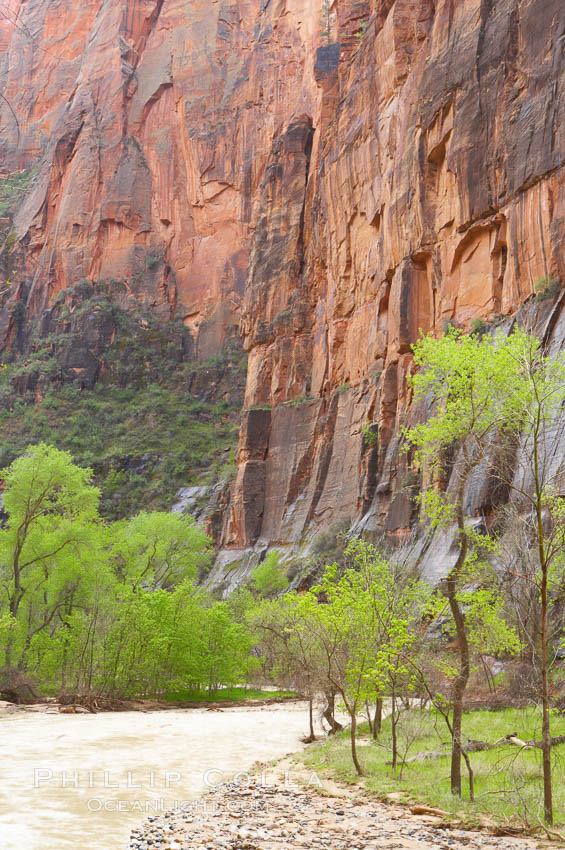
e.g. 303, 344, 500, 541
362, 421, 378, 447
442, 319, 458, 336
3, 230, 17, 253
250, 550, 289, 598
145, 253, 161, 270
534, 275, 561, 301
470, 317, 489, 336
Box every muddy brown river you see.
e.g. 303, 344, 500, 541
0, 703, 313, 850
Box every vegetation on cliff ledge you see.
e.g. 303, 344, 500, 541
0, 280, 246, 519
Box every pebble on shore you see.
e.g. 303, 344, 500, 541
129, 776, 540, 850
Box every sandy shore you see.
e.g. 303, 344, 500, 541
129, 757, 542, 850
0, 696, 303, 715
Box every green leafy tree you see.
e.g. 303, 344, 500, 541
405, 327, 565, 822
300, 564, 371, 774
282, 540, 428, 776
197, 601, 255, 695
347, 539, 429, 770
250, 550, 288, 598
250, 592, 324, 740
415, 537, 520, 800
405, 330, 527, 798
495, 335, 565, 825
0, 444, 101, 667
109, 511, 210, 590
0, 444, 251, 704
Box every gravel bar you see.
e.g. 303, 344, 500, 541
129, 777, 540, 850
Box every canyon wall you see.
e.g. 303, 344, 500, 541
0, 0, 322, 355
1, 0, 565, 577
217, 0, 565, 583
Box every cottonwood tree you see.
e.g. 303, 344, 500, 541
283, 540, 429, 775
0, 444, 259, 704
405, 327, 565, 823
415, 546, 520, 800
492, 334, 565, 825
304, 563, 375, 774
109, 511, 210, 590
0, 444, 101, 667
347, 539, 429, 770
250, 592, 323, 740
250, 567, 371, 764
404, 330, 525, 799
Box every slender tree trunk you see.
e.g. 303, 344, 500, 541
533, 424, 553, 825
308, 696, 316, 741
6, 523, 31, 667
540, 564, 553, 825
323, 690, 343, 734
462, 748, 474, 802
447, 496, 470, 798
6, 588, 23, 668
350, 711, 363, 776
391, 684, 398, 771
87, 609, 98, 694
365, 701, 373, 736
373, 697, 383, 740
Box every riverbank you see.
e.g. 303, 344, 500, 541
0, 690, 300, 714
131, 703, 565, 849
299, 708, 565, 835
130, 755, 542, 850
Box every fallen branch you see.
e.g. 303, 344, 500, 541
406, 740, 491, 764
497, 732, 565, 749
409, 805, 450, 818
536, 817, 565, 844
406, 733, 565, 764
529, 734, 565, 749
466, 739, 493, 752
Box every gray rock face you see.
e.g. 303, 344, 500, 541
171, 486, 209, 516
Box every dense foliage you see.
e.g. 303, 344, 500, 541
405, 327, 565, 823
0, 444, 252, 699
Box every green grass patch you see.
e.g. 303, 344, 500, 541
163, 687, 297, 703
299, 707, 565, 829
0, 168, 37, 217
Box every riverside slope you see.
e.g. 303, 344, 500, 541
1, 1, 564, 574
131, 757, 539, 850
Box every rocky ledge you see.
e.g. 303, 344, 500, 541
129, 769, 539, 850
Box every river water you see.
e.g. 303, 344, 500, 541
0, 703, 313, 850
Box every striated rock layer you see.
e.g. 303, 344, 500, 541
0, 0, 321, 355
221, 0, 565, 563
1, 0, 565, 569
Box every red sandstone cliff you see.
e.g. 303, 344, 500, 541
221, 0, 565, 562
0, 0, 321, 354
1, 0, 564, 569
